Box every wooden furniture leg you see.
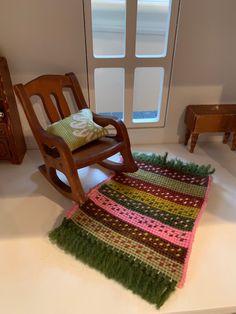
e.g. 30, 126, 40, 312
231, 133, 236, 150
39, 164, 86, 204
184, 128, 191, 145
223, 132, 230, 144
190, 133, 199, 153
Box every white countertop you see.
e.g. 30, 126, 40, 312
0, 143, 236, 314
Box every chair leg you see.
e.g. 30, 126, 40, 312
189, 133, 199, 153
39, 164, 86, 204
120, 147, 138, 172
223, 132, 230, 144
184, 128, 191, 145
231, 132, 236, 150
65, 167, 86, 204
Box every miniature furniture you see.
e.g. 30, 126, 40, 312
184, 104, 236, 153
14, 73, 138, 204
0, 57, 26, 163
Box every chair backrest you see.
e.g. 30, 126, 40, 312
14, 72, 88, 140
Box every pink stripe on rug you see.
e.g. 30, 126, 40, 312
178, 175, 213, 288
66, 203, 79, 219
89, 189, 191, 248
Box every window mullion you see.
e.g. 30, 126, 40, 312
124, 0, 137, 126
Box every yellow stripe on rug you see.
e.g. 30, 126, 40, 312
106, 180, 200, 219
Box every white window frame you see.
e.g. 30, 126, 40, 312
83, 0, 180, 128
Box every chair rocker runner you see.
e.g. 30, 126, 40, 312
14, 73, 138, 204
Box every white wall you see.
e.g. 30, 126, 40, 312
129, 0, 236, 144
164, 0, 236, 143
0, 0, 88, 148
1, 0, 236, 147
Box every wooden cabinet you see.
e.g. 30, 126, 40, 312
0, 57, 26, 163
184, 104, 236, 153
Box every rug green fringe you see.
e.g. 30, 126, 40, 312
133, 152, 215, 177
49, 218, 176, 308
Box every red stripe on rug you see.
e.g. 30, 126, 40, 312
136, 160, 209, 187
112, 173, 204, 208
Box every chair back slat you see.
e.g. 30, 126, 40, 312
14, 73, 90, 145
24, 74, 72, 123
40, 93, 61, 123
51, 90, 71, 118
67, 72, 88, 110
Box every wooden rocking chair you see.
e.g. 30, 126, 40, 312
14, 73, 138, 204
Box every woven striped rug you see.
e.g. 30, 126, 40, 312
49, 153, 214, 308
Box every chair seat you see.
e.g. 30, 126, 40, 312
72, 136, 123, 168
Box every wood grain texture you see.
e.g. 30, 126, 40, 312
184, 104, 236, 153
14, 72, 138, 204
0, 57, 26, 163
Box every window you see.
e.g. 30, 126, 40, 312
94, 67, 125, 119
132, 67, 164, 123
84, 0, 180, 128
136, 0, 171, 57
91, 0, 126, 58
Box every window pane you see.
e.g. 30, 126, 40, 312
135, 0, 172, 57
94, 68, 124, 119
132, 67, 164, 123
91, 0, 126, 58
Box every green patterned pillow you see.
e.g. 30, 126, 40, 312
46, 109, 108, 151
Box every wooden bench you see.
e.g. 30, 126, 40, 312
184, 104, 236, 153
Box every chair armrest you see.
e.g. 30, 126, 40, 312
92, 113, 130, 142
38, 127, 72, 159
